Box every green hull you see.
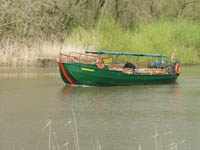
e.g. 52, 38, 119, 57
59, 63, 179, 86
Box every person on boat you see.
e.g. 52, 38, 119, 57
124, 61, 136, 70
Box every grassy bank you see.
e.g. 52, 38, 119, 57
0, 18, 200, 66
69, 18, 200, 65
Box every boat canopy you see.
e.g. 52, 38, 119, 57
85, 50, 169, 58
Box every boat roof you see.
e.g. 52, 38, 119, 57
85, 50, 169, 58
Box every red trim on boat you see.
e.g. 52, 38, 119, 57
59, 52, 75, 85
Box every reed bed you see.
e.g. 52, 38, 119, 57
0, 38, 84, 67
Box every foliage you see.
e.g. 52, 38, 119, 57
0, 0, 200, 65
1, 0, 200, 39
69, 18, 200, 64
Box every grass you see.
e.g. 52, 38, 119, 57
68, 18, 200, 64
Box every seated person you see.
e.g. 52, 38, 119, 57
123, 61, 136, 70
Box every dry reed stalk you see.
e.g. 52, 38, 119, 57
153, 128, 159, 150
52, 132, 60, 150
95, 137, 102, 150
65, 121, 72, 127
138, 144, 142, 150
42, 120, 52, 150
71, 107, 80, 150
0, 39, 85, 66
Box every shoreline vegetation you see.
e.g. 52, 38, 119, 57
0, 39, 84, 67
0, 0, 200, 67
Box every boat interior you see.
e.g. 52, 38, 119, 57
59, 52, 180, 75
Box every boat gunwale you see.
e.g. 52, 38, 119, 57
61, 62, 179, 77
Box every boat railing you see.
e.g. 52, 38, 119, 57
60, 52, 176, 75
60, 52, 100, 64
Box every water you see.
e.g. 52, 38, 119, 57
0, 66, 200, 150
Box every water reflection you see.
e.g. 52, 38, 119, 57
171, 84, 181, 119
59, 84, 180, 103
58, 84, 183, 150
59, 86, 74, 101
0, 67, 59, 79
1, 66, 199, 150
59, 84, 181, 121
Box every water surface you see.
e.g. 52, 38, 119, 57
0, 66, 200, 150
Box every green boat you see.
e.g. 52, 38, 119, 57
59, 51, 180, 86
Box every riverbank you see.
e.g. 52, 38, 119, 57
1, 19, 199, 67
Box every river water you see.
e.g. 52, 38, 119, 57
0, 66, 199, 150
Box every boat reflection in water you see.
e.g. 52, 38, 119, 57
59, 84, 180, 114
58, 84, 182, 150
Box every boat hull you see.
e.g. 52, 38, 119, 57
59, 63, 179, 86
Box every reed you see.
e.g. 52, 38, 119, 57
0, 38, 84, 67
42, 119, 189, 150
42, 120, 52, 150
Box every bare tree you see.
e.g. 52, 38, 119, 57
176, 0, 200, 17
94, 0, 106, 23
114, 0, 120, 21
